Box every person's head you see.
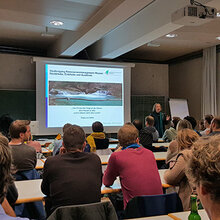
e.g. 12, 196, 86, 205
9, 120, 31, 142
187, 136, 220, 215
0, 134, 13, 204
177, 128, 200, 151
152, 103, 162, 113
92, 121, 104, 132
63, 125, 86, 152
172, 117, 181, 129
198, 119, 205, 131
62, 123, 72, 133
204, 115, 214, 129
145, 116, 154, 127
0, 114, 13, 137
132, 119, 143, 131
176, 119, 192, 131
184, 116, 197, 129
118, 124, 139, 147
210, 117, 220, 132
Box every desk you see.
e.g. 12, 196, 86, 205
15, 169, 171, 204
108, 138, 118, 143
168, 209, 208, 220
153, 152, 167, 161
131, 216, 171, 219
37, 139, 54, 146
152, 143, 169, 148
108, 143, 118, 150
35, 159, 46, 170
15, 178, 121, 204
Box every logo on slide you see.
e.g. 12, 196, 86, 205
105, 70, 109, 75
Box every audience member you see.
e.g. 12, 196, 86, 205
87, 121, 109, 152
150, 103, 170, 137
187, 135, 220, 220
41, 125, 102, 215
166, 119, 192, 164
0, 114, 13, 140
200, 114, 213, 136
208, 117, 220, 136
9, 120, 36, 172
51, 123, 72, 156
0, 134, 28, 219
103, 123, 163, 209
132, 119, 143, 131
184, 116, 201, 136
162, 117, 180, 142
198, 119, 205, 132
164, 129, 200, 210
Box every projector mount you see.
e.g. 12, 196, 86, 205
190, 0, 216, 18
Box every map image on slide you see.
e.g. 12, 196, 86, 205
49, 81, 122, 106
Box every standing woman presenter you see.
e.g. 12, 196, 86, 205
150, 103, 170, 137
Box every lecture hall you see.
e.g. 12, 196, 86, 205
0, 0, 220, 219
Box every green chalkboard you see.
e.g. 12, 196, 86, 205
0, 90, 36, 120
131, 95, 165, 126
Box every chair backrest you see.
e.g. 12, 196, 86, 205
124, 192, 183, 219
94, 138, 109, 150
47, 201, 117, 220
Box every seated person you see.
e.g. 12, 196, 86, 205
0, 114, 13, 141
41, 125, 102, 215
164, 129, 200, 210
162, 117, 180, 142
187, 135, 220, 220
103, 123, 163, 209
8, 120, 36, 173
166, 119, 192, 164
208, 117, 220, 136
0, 133, 28, 219
200, 114, 213, 136
87, 121, 109, 152
50, 123, 72, 156
184, 116, 201, 136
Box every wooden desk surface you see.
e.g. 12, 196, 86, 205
131, 215, 171, 219
15, 169, 171, 204
168, 209, 208, 220
152, 142, 169, 148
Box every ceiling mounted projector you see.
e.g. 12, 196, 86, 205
171, 5, 217, 26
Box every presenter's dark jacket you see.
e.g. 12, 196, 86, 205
150, 112, 169, 138
41, 152, 102, 212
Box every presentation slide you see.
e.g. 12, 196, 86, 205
45, 64, 124, 128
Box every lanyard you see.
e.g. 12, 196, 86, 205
122, 143, 141, 150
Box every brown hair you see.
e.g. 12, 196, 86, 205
177, 128, 199, 151
9, 120, 30, 139
176, 119, 192, 131
187, 136, 220, 202
145, 116, 154, 126
118, 124, 138, 147
92, 121, 104, 132
204, 114, 213, 125
212, 117, 220, 129
0, 134, 13, 203
62, 123, 72, 133
63, 125, 86, 151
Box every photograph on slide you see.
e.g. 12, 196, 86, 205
49, 81, 122, 106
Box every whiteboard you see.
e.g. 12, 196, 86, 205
169, 98, 189, 119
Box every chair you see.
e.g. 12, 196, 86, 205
47, 200, 117, 220
124, 192, 183, 219
94, 138, 109, 150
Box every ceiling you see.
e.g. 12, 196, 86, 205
0, 0, 219, 62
